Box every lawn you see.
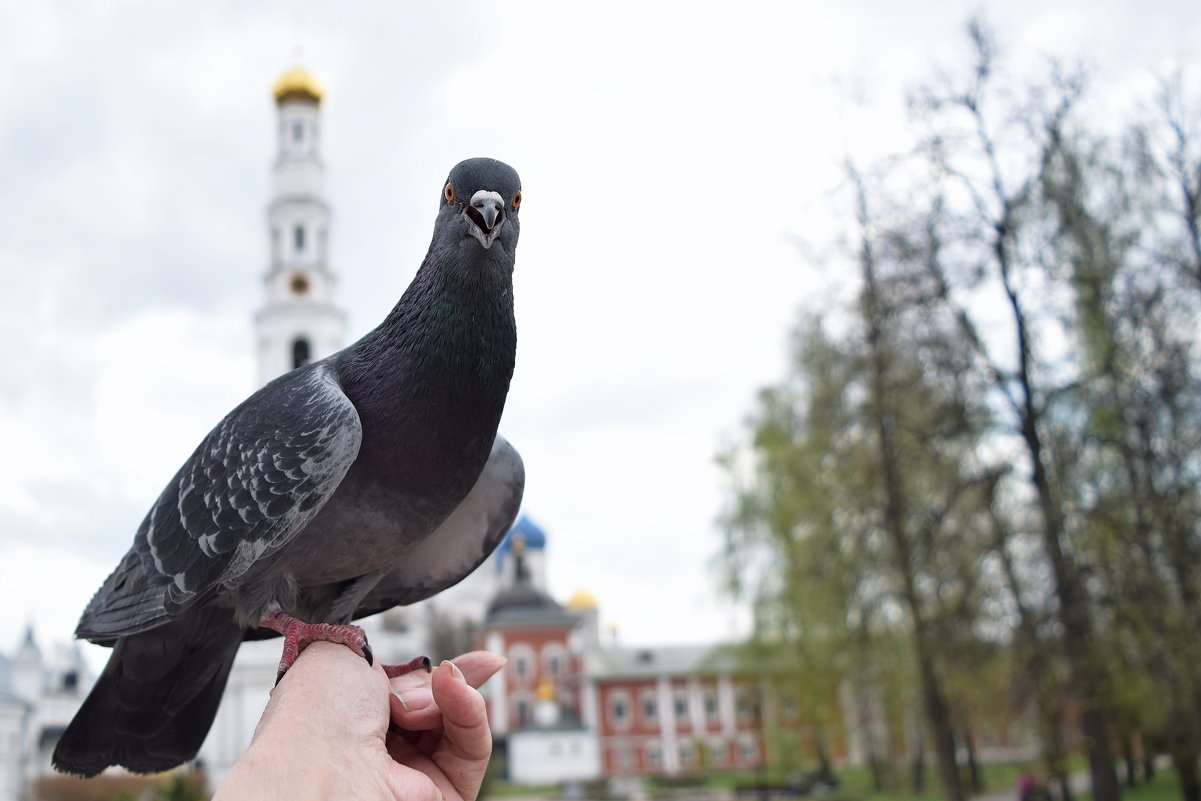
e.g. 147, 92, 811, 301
1122, 769, 1185, 801
480, 762, 1189, 801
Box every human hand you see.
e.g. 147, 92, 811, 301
385, 650, 506, 801
215, 641, 503, 801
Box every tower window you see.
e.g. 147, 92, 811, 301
292, 338, 311, 369
294, 224, 305, 253
292, 121, 304, 143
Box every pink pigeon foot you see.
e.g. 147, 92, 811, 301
258, 612, 432, 683
259, 612, 374, 683
383, 655, 433, 678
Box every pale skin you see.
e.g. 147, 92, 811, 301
215, 641, 503, 801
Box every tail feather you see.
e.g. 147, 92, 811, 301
75, 549, 171, 644
53, 607, 244, 777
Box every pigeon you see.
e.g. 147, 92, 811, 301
52, 157, 525, 778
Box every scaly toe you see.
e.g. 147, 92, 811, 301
383, 655, 434, 678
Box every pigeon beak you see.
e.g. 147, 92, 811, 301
463, 190, 506, 249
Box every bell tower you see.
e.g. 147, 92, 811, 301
255, 65, 345, 386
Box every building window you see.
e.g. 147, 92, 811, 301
645, 740, 663, 770
509, 644, 534, 683
613, 742, 635, 772
542, 643, 567, 678
708, 740, 726, 765
608, 691, 631, 729
291, 338, 311, 369
738, 736, 759, 766
294, 224, 305, 253
679, 742, 695, 766
705, 687, 719, 722
736, 684, 758, 722
674, 688, 690, 725
516, 698, 532, 727
641, 689, 658, 726
292, 121, 304, 143
779, 686, 799, 720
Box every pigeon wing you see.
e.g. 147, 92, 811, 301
77, 364, 361, 640
351, 435, 524, 617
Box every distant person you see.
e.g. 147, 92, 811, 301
1018, 773, 1037, 801
215, 641, 503, 801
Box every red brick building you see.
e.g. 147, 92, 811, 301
478, 529, 1031, 782
583, 646, 767, 776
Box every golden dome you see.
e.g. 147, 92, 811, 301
273, 66, 323, 106
567, 588, 598, 612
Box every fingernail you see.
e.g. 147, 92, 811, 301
395, 688, 434, 712
440, 659, 463, 681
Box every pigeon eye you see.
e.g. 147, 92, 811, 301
512, 191, 522, 210
444, 183, 455, 203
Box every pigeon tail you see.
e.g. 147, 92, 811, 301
53, 607, 243, 777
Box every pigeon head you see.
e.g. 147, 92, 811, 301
438, 157, 522, 253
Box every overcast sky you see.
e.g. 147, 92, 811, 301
1, 1, 1199, 666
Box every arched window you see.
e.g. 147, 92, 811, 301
294, 224, 305, 253
292, 338, 311, 369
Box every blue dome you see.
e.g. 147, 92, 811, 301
501, 514, 546, 550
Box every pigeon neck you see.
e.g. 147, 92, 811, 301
338, 246, 517, 457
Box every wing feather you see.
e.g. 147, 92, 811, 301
78, 364, 361, 639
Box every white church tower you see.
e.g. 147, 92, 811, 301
255, 65, 345, 386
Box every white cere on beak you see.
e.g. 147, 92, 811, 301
470, 190, 505, 230
463, 189, 507, 249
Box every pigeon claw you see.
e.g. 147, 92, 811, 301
382, 655, 434, 679
259, 612, 374, 681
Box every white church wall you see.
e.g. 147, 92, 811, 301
508, 729, 600, 784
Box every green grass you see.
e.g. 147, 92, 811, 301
480, 762, 1190, 801
1124, 768, 1185, 801
832, 761, 1040, 801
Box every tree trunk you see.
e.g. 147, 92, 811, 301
868, 751, 885, 793
1058, 773, 1074, 801
817, 731, 834, 783
854, 168, 964, 801
1121, 734, 1137, 788
1173, 749, 1201, 801
996, 228, 1120, 801
1041, 703, 1072, 801
963, 728, 983, 794
911, 735, 926, 794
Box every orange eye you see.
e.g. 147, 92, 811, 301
444, 183, 455, 203
512, 191, 522, 209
